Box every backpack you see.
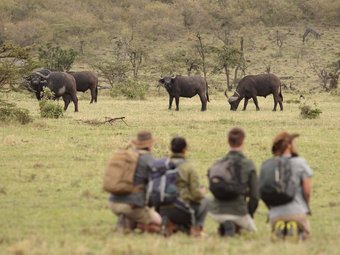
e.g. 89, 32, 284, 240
259, 157, 296, 207
146, 158, 184, 208
208, 156, 244, 201
103, 146, 140, 195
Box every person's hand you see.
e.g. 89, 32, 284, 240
199, 186, 207, 194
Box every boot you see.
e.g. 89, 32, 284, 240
219, 221, 236, 237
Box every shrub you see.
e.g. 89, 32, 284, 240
299, 102, 322, 119
111, 80, 149, 100
0, 101, 32, 124
39, 88, 63, 119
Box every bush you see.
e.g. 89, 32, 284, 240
0, 102, 32, 124
39, 88, 63, 119
111, 80, 149, 100
299, 103, 322, 119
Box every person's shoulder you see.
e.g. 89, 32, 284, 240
241, 156, 256, 168
178, 159, 193, 171
290, 156, 309, 165
290, 156, 313, 175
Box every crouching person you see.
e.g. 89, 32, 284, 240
151, 137, 209, 237
260, 132, 313, 241
104, 131, 162, 233
208, 127, 259, 236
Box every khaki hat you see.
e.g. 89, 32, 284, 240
131, 131, 154, 149
272, 131, 299, 155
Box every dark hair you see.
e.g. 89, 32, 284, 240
228, 127, 245, 148
170, 137, 187, 153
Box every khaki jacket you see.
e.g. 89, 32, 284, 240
170, 153, 204, 203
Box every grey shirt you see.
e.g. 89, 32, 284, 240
109, 150, 154, 208
269, 156, 313, 219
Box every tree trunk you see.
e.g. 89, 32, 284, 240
196, 33, 207, 81
224, 65, 232, 91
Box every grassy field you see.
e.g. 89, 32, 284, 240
0, 90, 340, 255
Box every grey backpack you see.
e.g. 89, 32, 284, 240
208, 156, 244, 201
259, 157, 296, 207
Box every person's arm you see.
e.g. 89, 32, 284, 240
302, 177, 312, 206
247, 168, 259, 218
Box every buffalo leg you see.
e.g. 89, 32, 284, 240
62, 95, 71, 111
90, 88, 96, 104
199, 93, 207, 111
168, 96, 174, 110
175, 97, 180, 111
273, 93, 283, 111
278, 96, 283, 111
252, 96, 260, 111
272, 94, 278, 111
35, 92, 42, 100
71, 94, 79, 112
243, 98, 249, 111
95, 86, 98, 103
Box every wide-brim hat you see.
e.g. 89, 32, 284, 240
272, 131, 299, 155
131, 131, 154, 149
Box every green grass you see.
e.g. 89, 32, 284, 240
0, 91, 340, 255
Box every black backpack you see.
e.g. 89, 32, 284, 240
259, 157, 296, 207
208, 156, 244, 201
146, 158, 184, 208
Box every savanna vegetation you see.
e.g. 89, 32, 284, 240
1, 0, 340, 254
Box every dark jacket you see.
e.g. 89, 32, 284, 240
209, 150, 259, 217
109, 150, 154, 208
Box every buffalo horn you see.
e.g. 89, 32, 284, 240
228, 96, 238, 103
34, 70, 51, 79
224, 90, 228, 98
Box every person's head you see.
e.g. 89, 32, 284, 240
170, 137, 187, 154
272, 131, 299, 156
228, 127, 245, 149
131, 130, 154, 151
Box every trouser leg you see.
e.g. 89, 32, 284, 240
191, 198, 209, 228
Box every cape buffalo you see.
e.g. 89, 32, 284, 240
27, 69, 78, 112
68, 71, 98, 103
159, 75, 209, 111
226, 73, 283, 111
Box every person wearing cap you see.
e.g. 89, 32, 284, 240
267, 131, 313, 240
208, 127, 259, 236
109, 131, 162, 232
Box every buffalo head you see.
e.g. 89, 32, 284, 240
30, 69, 51, 86
225, 90, 241, 111
159, 75, 176, 91
26, 69, 51, 99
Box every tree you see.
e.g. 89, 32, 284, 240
213, 45, 244, 91
0, 43, 36, 93
161, 48, 201, 76
122, 37, 146, 80
94, 39, 129, 87
38, 43, 78, 72
196, 33, 207, 81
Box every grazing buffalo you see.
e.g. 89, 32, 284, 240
27, 69, 78, 112
68, 71, 98, 103
159, 75, 209, 111
226, 73, 283, 111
